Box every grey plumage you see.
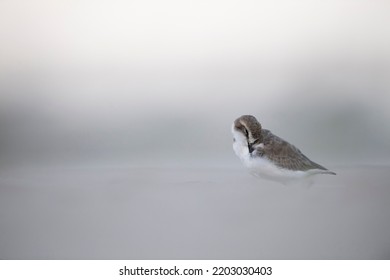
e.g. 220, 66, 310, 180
234, 115, 336, 175
254, 129, 335, 174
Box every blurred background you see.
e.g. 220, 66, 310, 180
1, 0, 389, 168
1, 0, 390, 260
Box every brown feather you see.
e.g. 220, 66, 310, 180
256, 129, 332, 172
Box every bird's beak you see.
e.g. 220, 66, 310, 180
248, 142, 254, 153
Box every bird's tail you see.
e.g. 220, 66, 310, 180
309, 160, 336, 175
318, 169, 336, 175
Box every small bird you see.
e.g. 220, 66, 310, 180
232, 115, 336, 184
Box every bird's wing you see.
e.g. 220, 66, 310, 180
257, 130, 328, 171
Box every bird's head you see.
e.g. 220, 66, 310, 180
232, 115, 262, 146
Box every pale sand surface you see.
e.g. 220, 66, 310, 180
0, 165, 389, 259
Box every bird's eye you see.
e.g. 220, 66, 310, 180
244, 129, 249, 137
233, 138, 236, 142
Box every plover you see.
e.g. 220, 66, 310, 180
232, 115, 336, 183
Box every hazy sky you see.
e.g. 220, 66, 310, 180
0, 0, 389, 166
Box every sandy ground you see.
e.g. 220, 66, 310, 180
0, 164, 389, 259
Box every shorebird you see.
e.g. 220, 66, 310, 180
232, 115, 335, 184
